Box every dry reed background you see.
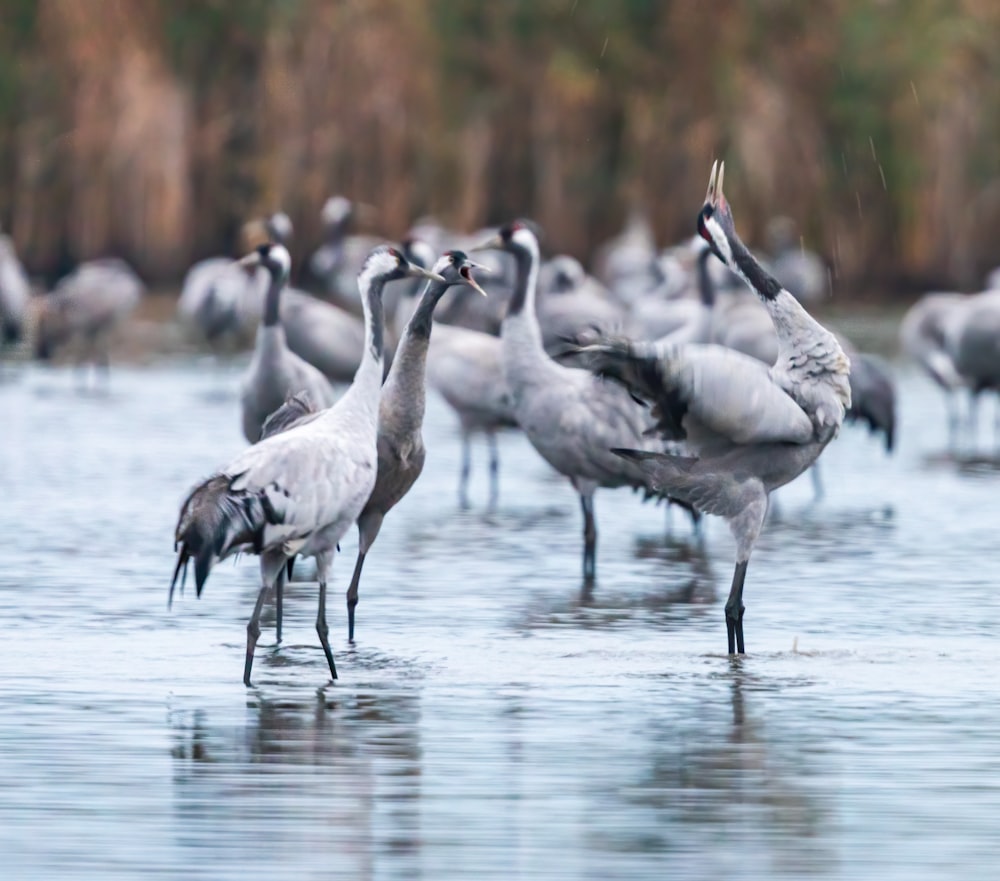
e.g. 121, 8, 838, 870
0, 0, 998, 295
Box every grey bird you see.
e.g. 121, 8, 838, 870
177, 212, 292, 352
35, 258, 143, 380
238, 243, 338, 443
0, 233, 30, 354
265, 250, 490, 640
947, 290, 1000, 445
170, 245, 444, 686
474, 222, 694, 580
345, 251, 489, 639
309, 196, 382, 316
898, 292, 971, 444
575, 162, 851, 654
395, 239, 517, 509
426, 320, 517, 509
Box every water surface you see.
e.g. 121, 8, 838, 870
1, 358, 998, 879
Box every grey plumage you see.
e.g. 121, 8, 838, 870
35, 258, 143, 374
580, 162, 850, 654
170, 244, 444, 686
842, 347, 896, 452
426, 322, 517, 508
899, 292, 971, 444
397, 239, 517, 508
0, 234, 30, 350
475, 222, 692, 580
239, 244, 337, 443
346, 251, 490, 639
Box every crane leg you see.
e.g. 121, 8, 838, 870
274, 567, 285, 644
487, 433, 500, 510
347, 551, 366, 641
459, 434, 472, 510
580, 494, 597, 580
810, 461, 824, 502
244, 582, 270, 687
725, 560, 748, 654
316, 580, 338, 681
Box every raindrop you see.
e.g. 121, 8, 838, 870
600, 37, 609, 59
877, 163, 887, 192
910, 81, 920, 107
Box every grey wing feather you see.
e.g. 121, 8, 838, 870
260, 391, 322, 440
576, 337, 814, 446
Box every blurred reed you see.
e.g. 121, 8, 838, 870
0, 0, 997, 293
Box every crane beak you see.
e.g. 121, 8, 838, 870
705, 160, 726, 209
408, 264, 447, 283
459, 264, 489, 298
470, 234, 504, 253
238, 252, 262, 269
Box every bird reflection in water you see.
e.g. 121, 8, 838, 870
617, 661, 836, 875
168, 687, 422, 876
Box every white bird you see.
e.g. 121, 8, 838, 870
238, 244, 338, 443
0, 233, 30, 355
576, 162, 851, 653
170, 245, 443, 686
474, 222, 694, 579
35, 258, 143, 380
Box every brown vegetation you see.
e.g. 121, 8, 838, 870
0, 0, 998, 294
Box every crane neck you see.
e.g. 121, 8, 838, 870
357, 266, 387, 364
727, 234, 782, 301
404, 279, 452, 341
696, 249, 716, 308
381, 280, 452, 437
507, 244, 540, 318
261, 271, 285, 327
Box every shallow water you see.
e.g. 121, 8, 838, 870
1, 357, 999, 879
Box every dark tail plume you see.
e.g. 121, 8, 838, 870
169, 473, 272, 605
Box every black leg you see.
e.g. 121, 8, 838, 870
244, 582, 270, 687
725, 560, 749, 655
346, 551, 366, 642
487, 433, 500, 510
459, 435, 471, 510
580, 494, 597, 580
316, 580, 338, 680
275, 568, 284, 644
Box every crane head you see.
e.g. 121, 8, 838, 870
360, 245, 446, 285
697, 160, 737, 266
265, 211, 294, 246
431, 250, 490, 297
471, 220, 540, 256
239, 242, 293, 282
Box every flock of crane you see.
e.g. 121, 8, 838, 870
3, 161, 999, 686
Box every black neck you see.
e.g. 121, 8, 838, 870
696, 249, 715, 307
731, 236, 782, 300
365, 277, 386, 359
262, 271, 283, 326
507, 248, 534, 316
407, 280, 451, 339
